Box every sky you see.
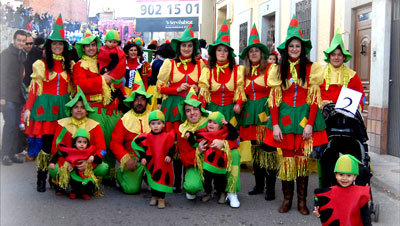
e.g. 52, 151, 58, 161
88, 0, 137, 18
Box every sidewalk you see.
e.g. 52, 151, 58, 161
369, 151, 400, 199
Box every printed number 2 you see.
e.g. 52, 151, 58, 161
343, 97, 353, 109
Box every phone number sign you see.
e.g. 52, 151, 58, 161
136, 17, 198, 32
136, 0, 200, 18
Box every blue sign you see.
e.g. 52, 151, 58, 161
136, 17, 199, 32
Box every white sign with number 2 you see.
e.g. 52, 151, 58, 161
335, 87, 362, 115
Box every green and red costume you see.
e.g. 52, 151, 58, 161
73, 33, 123, 179
134, 130, 176, 193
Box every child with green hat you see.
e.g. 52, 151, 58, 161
313, 154, 371, 225
187, 111, 239, 207
97, 29, 126, 88
132, 110, 176, 209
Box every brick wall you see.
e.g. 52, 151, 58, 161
367, 106, 388, 154
23, 0, 87, 22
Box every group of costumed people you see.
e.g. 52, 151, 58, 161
21, 13, 367, 215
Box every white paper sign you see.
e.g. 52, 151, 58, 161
335, 87, 362, 115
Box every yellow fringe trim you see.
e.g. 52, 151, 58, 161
58, 162, 71, 189
108, 167, 116, 179
36, 151, 50, 171
233, 87, 247, 102
255, 125, 266, 143
278, 157, 297, 181
223, 140, 232, 173
303, 138, 313, 157
84, 163, 102, 196
268, 86, 282, 108
227, 165, 239, 193
102, 76, 112, 105
295, 156, 311, 177
195, 148, 204, 181
306, 84, 322, 107
155, 81, 168, 100
198, 87, 211, 103
252, 147, 279, 170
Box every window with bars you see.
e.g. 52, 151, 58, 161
239, 22, 248, 65
295, 0, 311, 39
266, 15, 275, 51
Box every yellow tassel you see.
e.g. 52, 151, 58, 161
306, 85, 322, 108
120, 154, 131, 173
254, 148, 280, 171
268, 87, 282, 108
58, 162, 71, 189
295, 156, 311, 177
84, 162, 102, 196
278, 157, 297, 181
233, 87, 247, 102
36, 151, 50, 171
227, 165, 239, 193
102, 77, 112, 105
224, 140, 232, 173
303, 138, 313, 157
198, 88, 211, 103
255, 125, 266, 143
194, 149, 204, 181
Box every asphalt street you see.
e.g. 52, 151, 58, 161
1, 161, 399, 226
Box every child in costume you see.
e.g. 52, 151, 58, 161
187, 111, 238, 205
133, 110, 175, 209
313, 154, 371, 226
97, 30, 126, 88
50, 128, 102, 200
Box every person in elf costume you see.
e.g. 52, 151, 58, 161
157, 24, 207, 193
264, 15, 328, 215
23, 14, 74, 193
73, 30, 123, 185
110, 75, 152, 194
238, 24, 279, 201
176, 87, 208, 200
122, 40, 151, 98
51, 128, 104, 200
313, 154, 371, 226
188, 111, 238, 205
133, 110, 175, 209
319, 29, 366, 189
49, 87, 108, 195
97, 29, 126, 84
198, 20, 245, 208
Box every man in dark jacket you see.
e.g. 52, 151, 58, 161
23, 33, 43, 87
0, 29, 27, 165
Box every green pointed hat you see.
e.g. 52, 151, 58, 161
123, 72, 153, 107
65, 86, 94, 116
334, 154, 361, 175
239, 24, 269, 59
178, 87, 209, 121
44, 13, 69, 47
171, 24, 200, 55
324, 28, 352, 63
208, 20, 236, 57
149, 110, 165, 123
277, 15, 312, 54
207, 111, 225, 126
105, 30, 120, 42
73, 128, 90, 140
75, 30, 101, 58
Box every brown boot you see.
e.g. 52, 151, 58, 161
158, 198, 166, 209
279, 180, 294, 213
150, 196, 158, 206
296, 176, 310, 215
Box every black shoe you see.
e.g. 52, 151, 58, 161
173, 187, 182, 193
248, 186, 263, 195
10, 155, 24, 164
2, 156, 13, 166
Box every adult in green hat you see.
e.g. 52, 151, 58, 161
198, 19, 245, 208
263, 15, 328, 215
319, 30, 365, 189
157, 23, 208, 193
238, 24, 279, 201
49, 86, 109, 195
109, 74, 153, 194
23, 13, 74, 193
72, 29, 123, 186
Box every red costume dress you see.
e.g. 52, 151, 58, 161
135, 131, 176, 193
97, 45, 126, 87
264, 62, 328, 180
156, 57, 206, 132
314, 185, 371, 226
